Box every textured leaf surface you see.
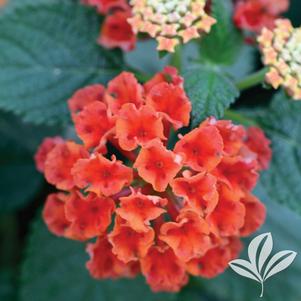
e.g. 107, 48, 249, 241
200, 0, 243, 65
184, 67, 239, 128
0, 2, 122, 124
252, 92, 301, 216
20, 216, 176, 301
2, 0, 75, 12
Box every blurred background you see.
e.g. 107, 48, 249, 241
0, 0, 301, 301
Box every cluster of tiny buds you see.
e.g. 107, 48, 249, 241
148, 0, 193, 19
128, 0, 216, 52
258, 19, 301, 100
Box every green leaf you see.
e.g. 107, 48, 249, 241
125, 40, 170, 74
198, 196, 301, 301
0, 269, 16, 301
223, 45, 256, 81
200, 0, 243, 65
20, 216, 176, 301
3, 0, 75, 10
0, 111, 59, 212
0, 2, 122, 125
183, 67, 239, 128
252, 92, 301, 216
175, 285, 210, 301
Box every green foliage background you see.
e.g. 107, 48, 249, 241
0, 0, 300, 301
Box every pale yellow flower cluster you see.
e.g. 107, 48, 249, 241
128, 0, 216, 52
258, 19, 301, 100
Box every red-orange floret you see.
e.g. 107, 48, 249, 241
160, 210, 212, 262
214, 154, 259, 195
64, 191, 115, 241
109, 217, 155, 263
72, 154, 133, 197
42, 193, 71, 237
171, 172, 218, 216
140, 245, 188, 292
233, 0, 289, 34
246, 126, 272, 170
175, 121, 224, 172
74, 101, 114, 151
68, 84, 105, 117
214, 119, 247, 156
144, 66, 184, 93
187, 237, 243, 278
99, 10, 137, 52
116, 190, 167, 232
207, 184, 246, 236
34, 136, 64, 173
115, 104, 166, 151
146, 82, 191, 129
81, 0, 129, 14
86, 236, 139, 279
44, 141, 89, 191
240, 192, 266, 237
134, 140, 183, 192
105, 72, 143, 114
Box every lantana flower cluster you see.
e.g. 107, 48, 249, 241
35, 67, 272, 292
82, 0, 137, 51
258, 19, 301, 100
233, 0, 289, 39
128, 0, 216, 52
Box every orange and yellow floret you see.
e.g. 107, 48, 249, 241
128, 0, 216, 52
35, 66, 272, 293
258, 19, 301, 100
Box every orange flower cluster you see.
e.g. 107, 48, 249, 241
35, 67, 272, 292
82, 0, 136, 51
128, 0, 216, 52
258, 19, 301, 100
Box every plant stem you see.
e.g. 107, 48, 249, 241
235, 67, 269, 91
170, 45, 182, 71
224, 109, 258, 127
